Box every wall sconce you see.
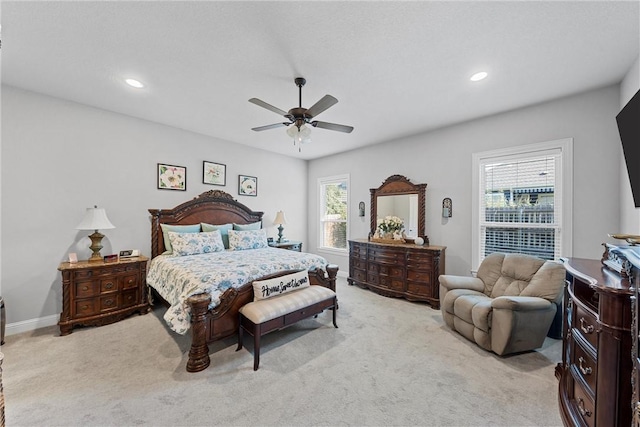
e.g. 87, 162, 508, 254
442, 198, 452, 218
359, 201, 365, 217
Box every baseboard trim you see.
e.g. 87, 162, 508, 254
7, 314, 59, 336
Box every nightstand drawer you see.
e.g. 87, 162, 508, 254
100, 278, 118, 293
75, 281, 99, 298
122, 274, 138, 290
571, 339, 597, 394
75, 299, 98, 317
572, 303, 598, 350
121, 289, 139, 308
100, 294, 119, 312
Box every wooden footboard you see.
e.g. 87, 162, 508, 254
185, 265, 338, 372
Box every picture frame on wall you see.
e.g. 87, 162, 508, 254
157, 163, 187, 191
203, 161, 226, 186
238, 174, 258, 196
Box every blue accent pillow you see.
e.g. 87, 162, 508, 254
201, 223, 233, 249
233, 221, 261, 231
167, 230, 225, 256
160, 224, 201, 254
228, 229, 268, 250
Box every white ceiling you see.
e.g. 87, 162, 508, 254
2, 1, 639, 160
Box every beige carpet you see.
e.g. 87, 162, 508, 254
3, 277, 562, 426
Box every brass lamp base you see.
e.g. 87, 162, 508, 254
87, 230, 105, 262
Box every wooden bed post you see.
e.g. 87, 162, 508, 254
186, 293, 212, 373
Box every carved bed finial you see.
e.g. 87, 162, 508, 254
197, 190, 235, 200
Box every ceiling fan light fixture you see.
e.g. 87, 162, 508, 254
470, 71, 488, 82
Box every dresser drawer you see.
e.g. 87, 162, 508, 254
378, 265, 403, 278
378, 275, 404, 291
571, 371, 595, 427
350, 258, 366, 270
74, 281, 99, 298
571, 338, 597, 394
369, 248, 404, 264
406, 253, 433, 268
351, 268, 366, 282
407, 281, 432, 297
572, 302, 598, 350
407, 270, 432, 283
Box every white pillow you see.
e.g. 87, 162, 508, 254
167, 230, 225, 256
228, 229, 268, 250
252, 270, 310, 301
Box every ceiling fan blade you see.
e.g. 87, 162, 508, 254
306, 95, 338, 118
251, 122, 288, 132
249, 98, 288, 117
311, 121, 354, 133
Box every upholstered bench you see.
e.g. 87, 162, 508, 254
236, 270, 338, 371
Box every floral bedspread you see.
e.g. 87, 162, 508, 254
146, 247, 328, 334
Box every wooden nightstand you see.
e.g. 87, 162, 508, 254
268, 240, 302, 252
58, 255, 150, 336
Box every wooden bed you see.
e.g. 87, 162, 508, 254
148, 189, 338, 372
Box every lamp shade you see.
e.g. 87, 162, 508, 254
76, 206, 115, 231
273, 211, 287, 225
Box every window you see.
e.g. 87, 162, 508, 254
318, 174, 349, 251
472, 139, 573, 268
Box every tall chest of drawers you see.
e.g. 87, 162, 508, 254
58, 256, 150, 335
557, 257, 633, 427
348, 239, 445, 309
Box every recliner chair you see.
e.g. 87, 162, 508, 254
439, 252, 565, 356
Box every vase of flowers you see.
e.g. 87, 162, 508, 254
377, 216, 405, 240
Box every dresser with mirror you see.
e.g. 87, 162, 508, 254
348, 175, 445, 309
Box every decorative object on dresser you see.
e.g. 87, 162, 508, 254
348, 239, 445, 309
273, 210, 287, 243
157, 163, 186, 191
556, 248, 634, 427
268, 240, 302, 252
202, 161, 226, 186
57, 255, 149, 336
439, 252, 565, 356
148, 190, 338, 372
75, 205, 115, 262
370, 174, 427, 242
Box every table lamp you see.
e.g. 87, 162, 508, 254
273, 211, 287, 243
76, 205, 115, 262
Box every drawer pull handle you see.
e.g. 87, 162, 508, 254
82, 286, 88, 291
128, 279, 134, 284
579, 317, 594, 334
81, 305, 88, 310
105, 282, 114, 289
578, 357, 592, 375
577, 398, 592, 417
105, 299, 114, 305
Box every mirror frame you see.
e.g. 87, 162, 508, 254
370, 175, 427, 238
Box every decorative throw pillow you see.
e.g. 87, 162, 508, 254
228, 229, 268, 250
252, 270, 310, 301
201, 223, 233, 249
160, 224, 201, 254
167, 230, 225, 256
233, 221, 262, 231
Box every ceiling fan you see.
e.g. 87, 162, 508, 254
249, 78, 354, 145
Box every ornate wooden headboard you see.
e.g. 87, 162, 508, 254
148, 190, 264, 258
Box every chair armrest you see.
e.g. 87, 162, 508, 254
491, 296, 553, 311
439, 275, 484, 292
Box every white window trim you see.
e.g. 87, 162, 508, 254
471, 138, 573, 269
317, 173, 350, 254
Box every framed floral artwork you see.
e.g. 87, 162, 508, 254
157, 163, 186, 191
238, 175, 257, 196
203, 161, 226, 186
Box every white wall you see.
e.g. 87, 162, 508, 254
619, 55, 640, 234
308, 85, 623, 276
1, 85, 308, 329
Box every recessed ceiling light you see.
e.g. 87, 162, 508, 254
125, 78, 144, 88
470, 71, 488, 82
